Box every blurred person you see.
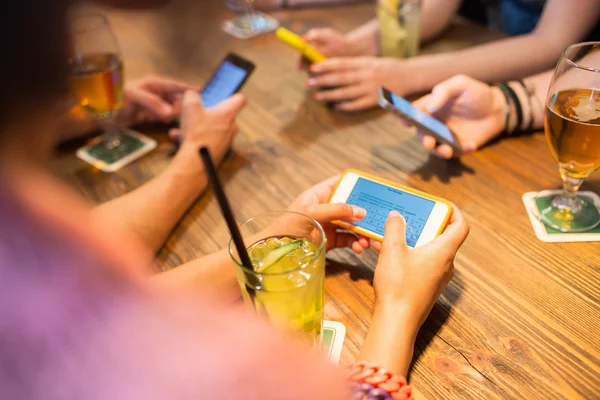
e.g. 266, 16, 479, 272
0, 1, 469, 400
303, 0, 600, 111
226, 0, 371, 11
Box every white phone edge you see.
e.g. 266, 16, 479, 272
329, 171, 450, 247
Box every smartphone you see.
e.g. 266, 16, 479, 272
276, 27, 327, 63
378, 87, 462, 154
200, 53, 255, 108
329, 170, 453, 247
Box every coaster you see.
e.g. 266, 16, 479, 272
76, 129, 157, 173
222, 12, 279, 39
522, 190, 600, 242
323, 320, 346, 364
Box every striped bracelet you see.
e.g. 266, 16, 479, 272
348, 361, 413, 400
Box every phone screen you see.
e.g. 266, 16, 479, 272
201, 60, 249, 108
389, 92, 456, 144
346, 178, 435, 247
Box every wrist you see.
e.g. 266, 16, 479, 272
491, 85, 509, 136
167, 144, 208, 193
373, 299, 421, 340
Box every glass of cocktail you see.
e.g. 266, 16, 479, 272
229, 211, 326, 346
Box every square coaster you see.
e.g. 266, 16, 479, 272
323, 320, 346, 364
222, 12, 279, 39
522, 190, 600, 242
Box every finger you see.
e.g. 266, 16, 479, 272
130, 87, 176, 121
144, 75, 193, 94
357, 236, 370, 249
432, 205, 470, 249
304, 203, 366, 224
382, 210, 408, 251
307, 70, 363, 88
310, 58, 358, 74
412, 94, 432, 112
314, 84, 366, 102
334, 95, 377, 112
168, 128, 182, 142
372, 240, 382, 253
334, 232, 362, 252
433, 144, 455, 159
213, 93, 247, 119
421, 135, 437, 151
303, 28, 330, 43
427, 75, 470, 113
351, 241, 365, 254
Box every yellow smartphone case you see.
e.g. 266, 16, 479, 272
328, 169, 454, 242
275, 27, 327, 63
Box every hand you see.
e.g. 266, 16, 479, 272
171, 91, 246, 165
304, 28, 355, 58
307, 57, 401, 111
413, 75, 507, 159
371, 207, 469, 329
288, 176, 371, 254
119, 75, 194, 125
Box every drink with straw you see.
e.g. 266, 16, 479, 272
231, 212, 326, 345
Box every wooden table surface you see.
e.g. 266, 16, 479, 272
57, 2, 600, 399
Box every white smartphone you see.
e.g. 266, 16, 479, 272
329, 170, 453, 247
378, 86, 462, 154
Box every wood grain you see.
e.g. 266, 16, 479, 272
57, 2, 600, 399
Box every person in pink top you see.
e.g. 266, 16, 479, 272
0, 0, 469, 398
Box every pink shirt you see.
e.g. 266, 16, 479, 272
0, 183, 349, 400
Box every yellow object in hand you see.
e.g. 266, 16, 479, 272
276, 27, 327, 63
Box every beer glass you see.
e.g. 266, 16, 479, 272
542, 42, 600, 232
67, 15, 127, 158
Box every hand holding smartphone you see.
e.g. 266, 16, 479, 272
329, 170, 453, 247
200, 53, 255, 108
378, 87, 462, 155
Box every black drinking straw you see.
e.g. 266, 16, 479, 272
199, 147, 256, 299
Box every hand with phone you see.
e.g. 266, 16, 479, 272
119, 75, 194, 125
413, 75, 508, 159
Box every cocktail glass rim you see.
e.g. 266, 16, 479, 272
561, 41, 600, 73
228, 210, 326, 276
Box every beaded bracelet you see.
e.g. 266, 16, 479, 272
348, 361, 413, 400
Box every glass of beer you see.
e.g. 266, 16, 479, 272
67, 15, 126, 154
229, 211, 326, 347
542, 42, 600, 231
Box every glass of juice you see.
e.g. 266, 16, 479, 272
229, 211, 326, 346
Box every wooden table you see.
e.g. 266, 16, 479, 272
58, 2, 600, 399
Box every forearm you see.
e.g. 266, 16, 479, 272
347, 18, 380, 56
394, 34, 562, 95
359, 302, 419, 377
150, 247, 242, 304
92, 145, 207, 254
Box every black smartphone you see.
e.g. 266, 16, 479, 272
378, 87, 462, 154
200, 53, 255, 108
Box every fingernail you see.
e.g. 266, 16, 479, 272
389, 210, 401, 218
315, 93, 324, 100
306, 78, 317, 86
162, 104, 173, 114
352, 206, 366, 219
426, 104, 438, 113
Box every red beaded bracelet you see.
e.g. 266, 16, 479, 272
348, 361, 413, 400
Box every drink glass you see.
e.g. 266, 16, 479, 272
225, 0, 276, 38
229, 211, 326, 346
67, 14, 128, 161
541, 42, 600, 232
377, 0, 422, 59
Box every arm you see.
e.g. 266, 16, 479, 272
393, 0, 600, 95
92, 146, 207, 255
93, 90, 246, 255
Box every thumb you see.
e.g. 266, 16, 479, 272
303, 203, 366, 224
215, 93, 247, 119
180, 90, 205, 127
427, 75, 469, 113
381, 210, 408, 251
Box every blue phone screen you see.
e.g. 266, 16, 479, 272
390, 92, 455, 144
347, 178, 435, 247
201, 61, 248, 108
